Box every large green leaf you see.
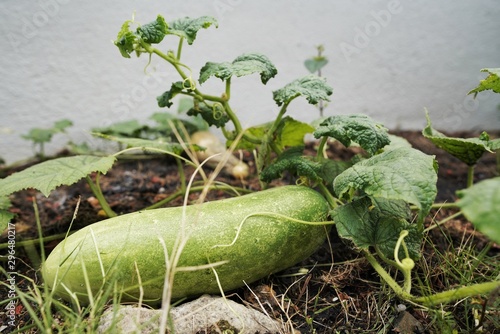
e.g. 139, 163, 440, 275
468, 68, 500, 97
0, 155, 116, 197
331, 197, 421, 260
334, 147, 437, 224
168, 16, 218, 45
273, 75, 333, 106
457, 177, 500, 243
313, 114, 390, 156
199, 53, 277, 84
423, 112, 492, 166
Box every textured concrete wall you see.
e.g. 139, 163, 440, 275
1, 0, 499, 164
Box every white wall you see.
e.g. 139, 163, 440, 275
1, 0, 499, 165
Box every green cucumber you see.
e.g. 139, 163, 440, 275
42, 185, 330, 304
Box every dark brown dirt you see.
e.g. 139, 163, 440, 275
1, 130, 499, 333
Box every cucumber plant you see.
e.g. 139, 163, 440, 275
0, 14, 499, 322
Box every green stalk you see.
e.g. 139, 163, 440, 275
316, 137, 328, 159
362, 250, 413, 300
85, 175, 116, 218
176, 37, 184, 60
143, 41, 261, 146
467, 165, 475, 188
428, 202, 460, 210
175, 157, 186, 193
424, 210, 463, 232
413, 281, 500, 306
262, 98, 294, 155
317, 183, 338, 209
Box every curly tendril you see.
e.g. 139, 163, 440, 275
212, 102, 225, 120
182, 76, 196, 90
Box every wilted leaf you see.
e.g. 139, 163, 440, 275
114, 20, 137, 58
199, 53, 277, 84
457, 177, 500, 243
168, 16, 218, 45
313, 114, 390, 155
0, 155, 116, 197
273, 75, 333, 106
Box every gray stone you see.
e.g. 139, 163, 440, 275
97, 295, 283, 333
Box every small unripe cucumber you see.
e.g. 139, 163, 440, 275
42, 186, 330, 304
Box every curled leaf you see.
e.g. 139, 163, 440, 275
199, 53, 277, 84
115, 20, 137, 58
169, 16, 218, 45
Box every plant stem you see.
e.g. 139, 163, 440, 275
317, 183, 338, 209
143, 41, 262, 146
428, 202, 460, 210
176, 37, 184, 60
467, 165, 475, 187
175, 157, 186, 193
85, 175, 116, 218
413, 281, 500, 306
262, 98, 294, 156
424, 210, 463, 232
362, 250, 413, 300
316, 137, 328, 159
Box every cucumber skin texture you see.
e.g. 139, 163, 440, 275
42, 185, 330, 304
